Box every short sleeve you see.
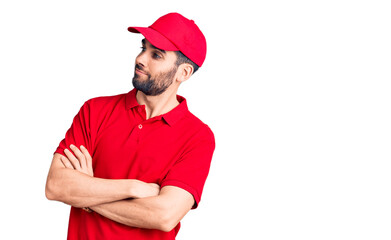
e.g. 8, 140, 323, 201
54, 100, 92, 156
161, 125, 215, 209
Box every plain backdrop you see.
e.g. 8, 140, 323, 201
0, 0, 390, 239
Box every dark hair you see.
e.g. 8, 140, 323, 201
175, 51, 200, 74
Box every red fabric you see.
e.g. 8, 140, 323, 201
128, 12, 207, 67
55, 89, 215, 240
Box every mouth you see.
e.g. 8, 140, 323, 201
135, 69, 147, 75
135, 65, 148, 76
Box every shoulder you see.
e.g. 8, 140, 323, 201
183, 111, 215, 143
85, 93, 127, 108
76, 93, 128, 119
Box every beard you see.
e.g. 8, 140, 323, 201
132, 64, 178, 96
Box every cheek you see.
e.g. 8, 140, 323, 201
149, 64, 164, 76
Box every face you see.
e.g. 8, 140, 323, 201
132, 39, 178, 96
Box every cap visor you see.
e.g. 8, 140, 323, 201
127, 27, 178, 51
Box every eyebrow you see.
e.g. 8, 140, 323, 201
142, 39, 166, 54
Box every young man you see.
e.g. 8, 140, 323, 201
45, 12, 215, 239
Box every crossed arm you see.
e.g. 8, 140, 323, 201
45, 145, 194, 232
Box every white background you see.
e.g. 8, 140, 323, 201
1, 0, 390, 239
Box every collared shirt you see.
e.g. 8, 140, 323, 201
54, 88, 215, 240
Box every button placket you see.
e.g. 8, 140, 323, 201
134, 123, 144, 143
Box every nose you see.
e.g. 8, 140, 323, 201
135, 51, 147, 68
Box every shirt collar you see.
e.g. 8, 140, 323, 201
162, 95, 188, 126
125, 88, 188, 127
125, 88, 139, 109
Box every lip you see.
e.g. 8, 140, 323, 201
135, 68, 147, 75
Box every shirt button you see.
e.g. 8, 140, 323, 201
138, 124, 143, 129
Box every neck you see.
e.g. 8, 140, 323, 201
136, 88, 180, 120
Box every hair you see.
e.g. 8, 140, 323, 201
175, 51, 200, 74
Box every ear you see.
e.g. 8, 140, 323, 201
177, 63, 193, 83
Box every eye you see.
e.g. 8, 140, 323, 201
152, 52, 162, 59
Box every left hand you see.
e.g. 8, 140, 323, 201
61, 144, 94, 177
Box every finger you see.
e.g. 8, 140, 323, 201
80, 145, 93, 175
64, 148, 81, 170
80, 145, 92, 160
70, 144, 87, 169
60, 156, 75, 169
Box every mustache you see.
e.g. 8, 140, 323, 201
134, 64, 151, 77
135, 64, 146, 72
134, 64, 150, 78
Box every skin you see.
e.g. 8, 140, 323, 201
133, 39, 194, 119
45, 39, 196, 232
132, 39, 178, 96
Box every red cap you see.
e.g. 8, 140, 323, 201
128, 13, 207, 67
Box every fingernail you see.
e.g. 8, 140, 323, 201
80, 145, 85, 149
70, 144, 75, 148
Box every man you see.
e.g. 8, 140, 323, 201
45, 12, 215, 239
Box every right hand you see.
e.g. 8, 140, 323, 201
61, 144, 94, 177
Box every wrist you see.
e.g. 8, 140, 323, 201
128, 179, 159, 199
128, 179, 143, 198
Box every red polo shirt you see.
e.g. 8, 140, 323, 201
54, 89, 215, 240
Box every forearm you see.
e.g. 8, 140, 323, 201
91, 197, 168, 231
89, 186, 193, 232
46, 168, 136, 208
46, 153, 159, 208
